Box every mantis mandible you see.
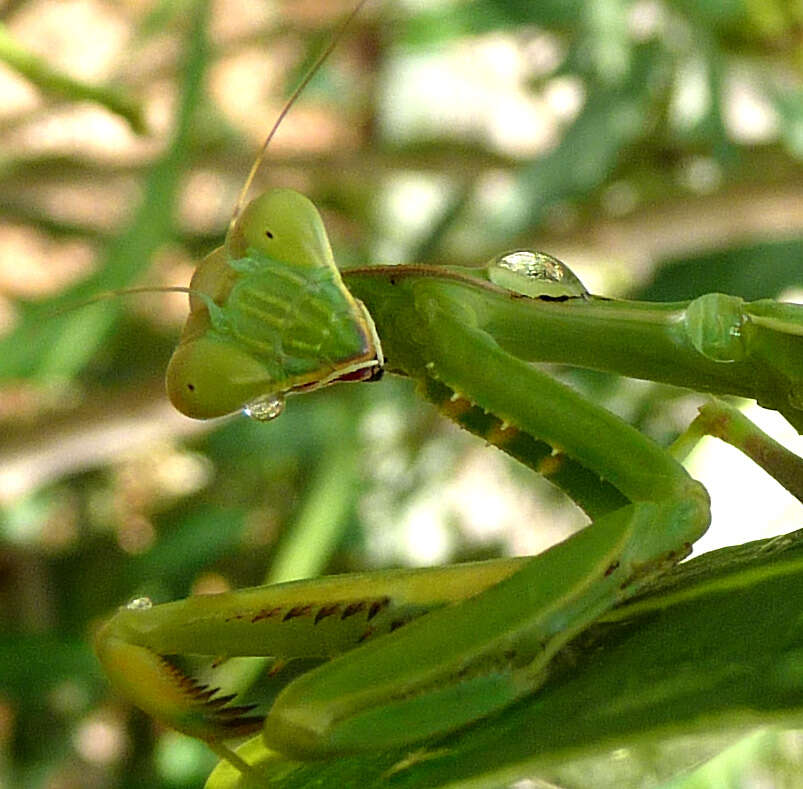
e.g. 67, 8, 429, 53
92, 2, 803, 777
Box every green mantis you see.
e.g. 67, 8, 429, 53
79, 1, 803, 780
94, 182, 803, 770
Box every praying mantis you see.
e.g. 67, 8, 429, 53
94, 194, 803, 772
81, 3, 803, 785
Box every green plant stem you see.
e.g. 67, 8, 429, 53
0, 22, 145, 132
684, 398, 803, 503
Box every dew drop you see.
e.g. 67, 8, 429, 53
488, 250, 589, 299
243, 393, 285, 422
126, 596, 153, 611
684, 293, 746, 362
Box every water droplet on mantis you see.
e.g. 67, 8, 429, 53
487, 250, 589, 299
127, 597, 153, 611
243, 393, 285, 421
684, 293, 746, 363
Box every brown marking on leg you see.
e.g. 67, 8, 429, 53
438, 393, 474, 422
357, 627, 375, 644
537, 452, 565, 477
485, 420, 520, 449
251, 607, 282, 623
314, 604, 341, 624
282, 605, 313, 621
367, 597, 391, 621
341, 602, 367, 619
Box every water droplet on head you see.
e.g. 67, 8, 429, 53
243, 393, 285, 422
488, 250, 589, 298
126, 596, 153, 611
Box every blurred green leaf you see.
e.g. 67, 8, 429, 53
0, 23, 145, 133
638, 238, 803, 301
0, 635, 100, 700
0, 0, 210, 382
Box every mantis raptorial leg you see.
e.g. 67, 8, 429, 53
88, 0, 803, 777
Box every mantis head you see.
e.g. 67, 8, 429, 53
166, 188, 383, 421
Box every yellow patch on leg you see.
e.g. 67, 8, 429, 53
438, 393, 474, 421
537, 452, 565, 477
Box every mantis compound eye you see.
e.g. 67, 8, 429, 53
488, 250, 589, 299
226, 188, 337, 271
166, 335, 279, 420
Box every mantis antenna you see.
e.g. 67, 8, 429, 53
227, 0, 374, 238
45, 286, 199, 319
49, 1, 372, 322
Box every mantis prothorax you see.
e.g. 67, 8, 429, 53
92, 3, 803, 775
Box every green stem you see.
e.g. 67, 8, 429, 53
668, 415, 709, 463
688, 398, 803, 504
266, 415, 359, 584
0, 23, 145, 132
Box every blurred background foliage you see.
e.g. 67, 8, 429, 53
0, 0, 802, 786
